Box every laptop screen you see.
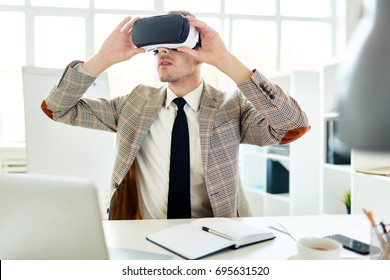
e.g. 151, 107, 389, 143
0, 173, 108, 260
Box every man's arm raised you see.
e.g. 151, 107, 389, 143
82, 16, 145, 76
178, 16, 253, 84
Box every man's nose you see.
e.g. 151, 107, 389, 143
156, 47, 170, 54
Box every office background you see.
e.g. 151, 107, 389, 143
4, 0, 388, 222
0, 0, 360, 144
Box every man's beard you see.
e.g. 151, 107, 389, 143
159, 73, 178, 83
157, 55, 198, 83
159, 71, 194, 84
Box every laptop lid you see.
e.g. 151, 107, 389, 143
0, 173, 108, 260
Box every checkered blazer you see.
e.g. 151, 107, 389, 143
42, 61, 310, 220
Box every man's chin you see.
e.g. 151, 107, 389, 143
158, 75, 175, 83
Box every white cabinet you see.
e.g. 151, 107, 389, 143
351, 150, 390, 221
321, 164, 351, 214
242, 71, 321, 216
320, 61, 352, 215
240, 144, 291, 216
0, 144, 27, 173
320, 61, 390, 221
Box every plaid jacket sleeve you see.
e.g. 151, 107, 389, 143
42, 61, 126, 133
237, 70, 310, 146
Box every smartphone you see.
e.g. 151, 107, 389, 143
324, 234, 370, 255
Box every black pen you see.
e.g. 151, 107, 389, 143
202, 226, 234, 241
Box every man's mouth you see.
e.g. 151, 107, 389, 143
159, 59, 173, 69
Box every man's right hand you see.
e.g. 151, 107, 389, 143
82, 16, 145, 76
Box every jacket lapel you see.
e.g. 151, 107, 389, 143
199, 83, 222, 173
129, 87, 166, 164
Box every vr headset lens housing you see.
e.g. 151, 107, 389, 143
132, 14, 201, 52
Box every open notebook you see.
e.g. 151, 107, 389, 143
147, 218, 275, 259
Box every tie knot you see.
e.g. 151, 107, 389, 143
173, 98, 186, 110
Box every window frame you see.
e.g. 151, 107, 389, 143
0, 0, 344, 144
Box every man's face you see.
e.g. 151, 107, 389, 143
155, 48, 200, 84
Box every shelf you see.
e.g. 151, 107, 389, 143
354, 170, 390, 182
265, 153, 290, 162
352, 172, 390, 221
246, 187, 290, 200
241, 151, 289, 161
322, 167, 351, 215
320, 60, 390, 220
241, 151, 266, 158
320, 61, 352, 215
323, 163, 352, 173
323, 112, 339, 119
0, 143, 27, 173
263, 196, 290, 216
242, 70, 320, 216
352, 149, 390, 171
264, 192, 290, 202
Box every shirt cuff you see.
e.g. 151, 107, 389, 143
76, 63, 99, 78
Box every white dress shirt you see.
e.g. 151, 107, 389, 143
135, 82, 213, 219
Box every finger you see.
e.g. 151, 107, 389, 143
185, 16, 212, 32
122, 16, 141, 34
127, 47, 145, 57
115, 16, 133, 32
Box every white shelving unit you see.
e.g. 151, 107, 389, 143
320, 61, 390, 221
240, 144, 291, 216
242, 71, 321, 216
351, 150, 390, 221
320, 60, 352, 215
322, 164, 351, 214
0, 143, 27, 173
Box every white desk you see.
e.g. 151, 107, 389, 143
102, 214, 372, 260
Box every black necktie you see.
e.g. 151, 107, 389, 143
167, 98, 191, 219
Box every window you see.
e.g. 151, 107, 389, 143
231, 20, 277, 75
164, 0, 220, 13
225, 0, 276, 15
94, 0, 153, 10
0, 12, 25, 143
0, 0, 24, 4
30, 0, 89, 8
35, 16, 86, 68
0, 0, 342, 144
280, 21, 332, 72
280, 0, 331, 17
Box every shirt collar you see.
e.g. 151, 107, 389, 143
165, 81, 203, 112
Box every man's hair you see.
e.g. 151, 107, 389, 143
167, 10, 196, 18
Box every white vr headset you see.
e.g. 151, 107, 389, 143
132, 14, 201, 52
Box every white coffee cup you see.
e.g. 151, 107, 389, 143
297, 237, 342, 260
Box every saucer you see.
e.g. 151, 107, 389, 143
287, 254, 342, 260
287, 254, 302, 260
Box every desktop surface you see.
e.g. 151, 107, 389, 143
102, 214, 371, 260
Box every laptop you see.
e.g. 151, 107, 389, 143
0, 173, 173, 260
0, 173, 109, 260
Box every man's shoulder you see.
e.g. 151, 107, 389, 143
131, 84, 166, 97
203, 81, 241, 102
112, 84, 165, 109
